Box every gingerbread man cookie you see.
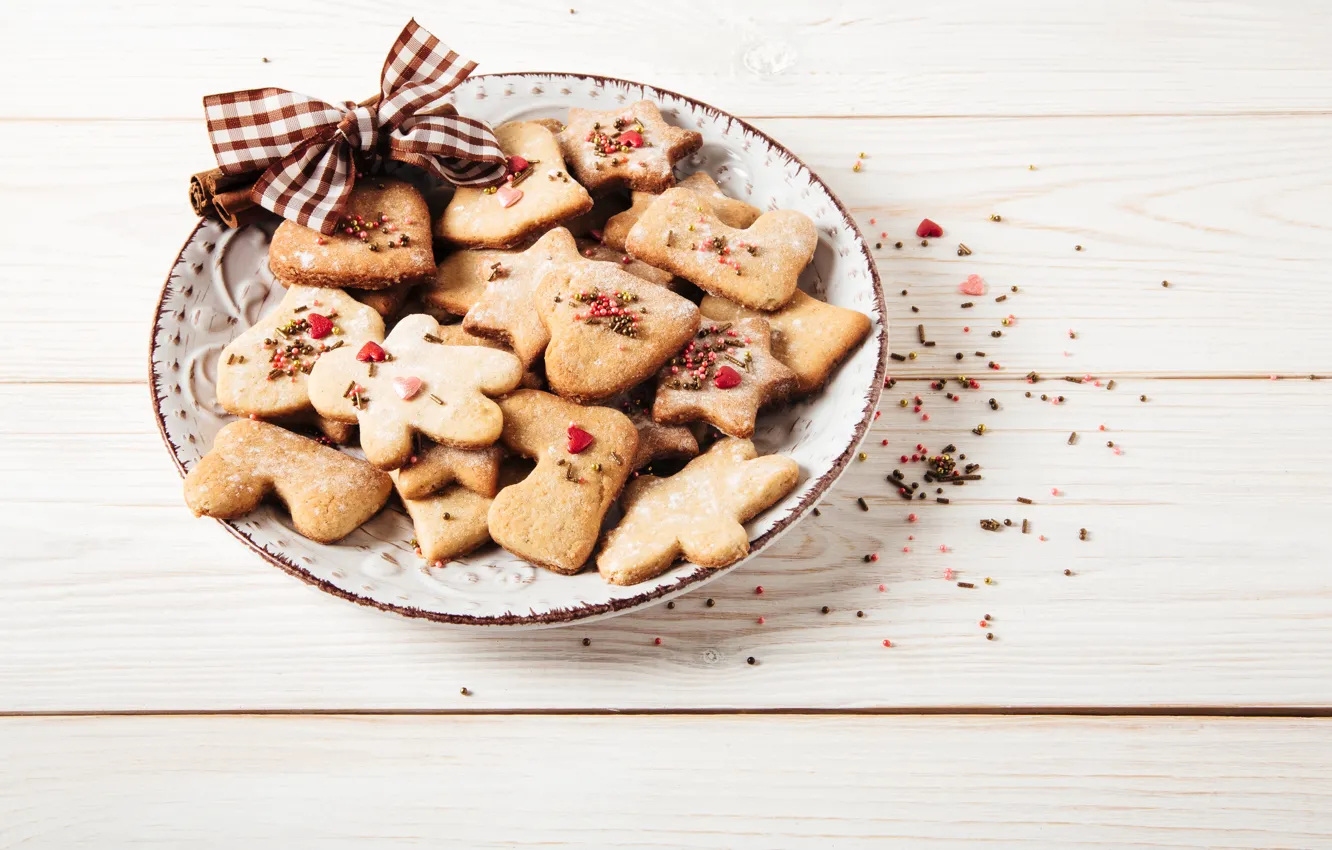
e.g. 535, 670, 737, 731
436, 121, 593, 249
652, 317, 796, 438
183, 419, 392, 544
557, 100, 702, 194
537, 262, 701, 403
390, 472, 494, 564
269, 179, 435, 290
597, 438, 799, 585
602, 171, 760, 251
624, 187, 818, 310
217, 285, 385, 419
393, 442, 503, 501
488, 390, 638, 574
307, 314, 523, 468
700, 290, 872, 395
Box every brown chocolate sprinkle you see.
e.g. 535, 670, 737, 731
1064, 569, 1073, 576
991, 330, 1002, 338
747, 656, 757, 666
917, 324, 926, 344
423, 333, 443, 344
960, 301, 974, 308
895, 241, 904, 249
667, 601, 675, 609
582, 638, 591, 646
1022, 519, 1030, 534
957, 243, 972, 256
1079, 528, 1089, 540
706, 598, 715, 607
857, 497, 869, 511
911, 305, 919, 313
890, 352, 907, 361
901, 289, 908, 296
990, 214, 1002, 221
1140, 394, 1148, 402
986, 633, 994, 641
979, 519, 1001, 531
1068, 431, 1078, 445
1063, 376, 1084, 384
429, 394, 445, 405
924, 341, 936, 347
988, 398, 999, 410
1107, 380, 1117, 390
995, 294, 1007, 303
958, 582, 975, 589
956, 352, 964, 360
936, 497, 950, 504
1017, 497, 1033, 504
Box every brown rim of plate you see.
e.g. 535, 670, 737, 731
148, 72, 889, 627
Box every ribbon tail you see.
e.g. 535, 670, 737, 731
389, 113, 507, 188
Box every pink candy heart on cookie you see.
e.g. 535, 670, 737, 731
496, 185, 523, 208
393, 376, 423, 400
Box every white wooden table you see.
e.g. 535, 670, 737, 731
4, 2, 1332, 846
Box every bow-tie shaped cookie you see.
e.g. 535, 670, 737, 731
625, 186, 818, 311
307, 314, 523, 469
537, 261, 701, 403
487, 390, 639, 574
184, 419, 392, 544
597, 438, 799, 585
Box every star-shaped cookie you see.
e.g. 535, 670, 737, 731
557, 99, 702, 194
652, 317, 796, 438
269, 178, 435, 290
624, 187, 818, 310
435, 121, 593, 249
700, 290, 872, 395
216, 285, 385, 419
307, 314, 523, 469
488, 390, 639, 574
537, 262, 701, 403
602, 171, 760, 251
597, 438, 799, 585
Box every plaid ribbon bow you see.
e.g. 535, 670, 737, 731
203, 20, 505, 234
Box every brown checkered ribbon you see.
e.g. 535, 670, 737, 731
203, 19, 505, 234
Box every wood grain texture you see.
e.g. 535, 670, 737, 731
3, 379, 1329, 711
6, 1, 1332, 119
3, 714, 1330, 849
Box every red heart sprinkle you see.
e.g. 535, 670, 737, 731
713, 365, 742, 389
915, 218, 943, 238
355, 341, 386, 362
618, 130, 644, 148
506, 155, 530, 173
567, 424, 594, 454
306, 313, 333, 339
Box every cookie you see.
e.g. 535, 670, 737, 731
352, 280, 416, 320
627, 408, 698, 469
393, 442, 503, 500
268, 179, 435, 290
624, 187, 818, 310
652, 317, 796, 438
700, 290, 872, 394
183, 419, 392, 544
602, 171, 760, 251
435, 121, 593, 249
557, 100, 703, 194
217, 285, 385, 419
307, 313, 523, 468
596, 438, 799, 585
537, 261, 701, 402
561, 193, 630, 239
390, 472, 493, 564
271, 411, 357, 446
575, 239, 676, 289
430, 323, 545, 391
488, 390, 638, 574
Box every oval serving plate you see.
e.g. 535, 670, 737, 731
150, 73, 887, 627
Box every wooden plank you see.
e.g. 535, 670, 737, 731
2, 115, 1331, 383
3, 379, 1329, 711
2, 714, 1330, 848
6, 1, 1332, 119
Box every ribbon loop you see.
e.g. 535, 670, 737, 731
203, 19, 504, 234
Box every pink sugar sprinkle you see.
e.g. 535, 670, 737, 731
1051, 487, 1061, 496
1098, 425, 1106, 431
883, 639, 893, 647
921, 413, 930, 421
870, 218, 877, 225
963, 326, 970, 333
908, 513, 918, 522
1039, 535, 1047, 541
944, 567, 954, 580
878, 584, 886, 592
902, 546, 910, 553
939, 544, 948, 552
757, 617, 766, 625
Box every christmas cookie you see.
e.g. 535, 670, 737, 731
393, 442, 503, 500
488, 390, 638, 574
537, 262, 701, 403
390, 472, 493, 564
429, 323, 545, 391
597, 438, 799, 585
183, 419, 392, 544
307, 314, 523, 469
652, 317, 796, 438
435, 121, 593, 249
575, 239, 676, 289
602, 171, 760, 251
217, 285, 385, 419
624, 187, 818, 310
700, 290, 872, 395
557, 100, 703, 194
268, 179, 435, 290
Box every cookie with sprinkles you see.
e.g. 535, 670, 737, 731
537, 262, 702, 403
183, 419, 392, 544
557, 99, 703, 194
624, 187, 818, 310
269, 178, 435, 290
597, 438, 799, 585
390, 471, 494, 564
217, 285, 385, 420
307, 314, 524, 469
392, 442, 503, 501
700, 290, 872, 394
488, 390, 639, 574
603, 171, 761, 251
435, 121, 593, 249
652, 317, 796, 438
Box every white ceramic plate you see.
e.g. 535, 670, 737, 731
150, 73, 887, 627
